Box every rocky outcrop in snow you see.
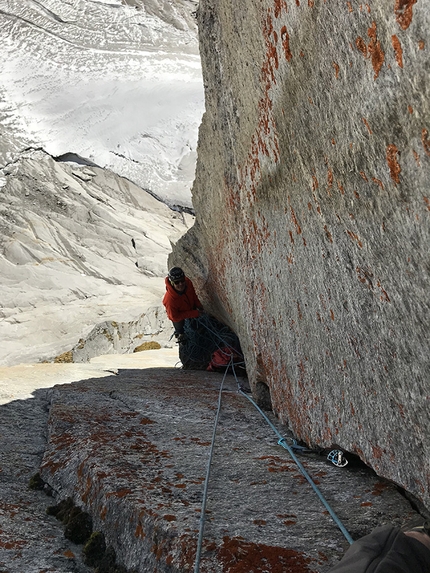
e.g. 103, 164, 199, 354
172, 1, 430, 509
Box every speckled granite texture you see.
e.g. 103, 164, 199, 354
36, 368, 417, 572
171, 0, 430, 509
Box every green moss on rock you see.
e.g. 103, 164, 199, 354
46, 497, 74, 521
47, 497, 92, 544
28, 472, 45, 490
64, 508, 92, 544
83, 531, 107, 567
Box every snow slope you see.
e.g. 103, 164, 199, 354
0, 150, 194, 365
0, 0, 203, 365
0, 0, 203, 207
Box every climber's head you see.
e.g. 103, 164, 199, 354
168, 267, 186, 292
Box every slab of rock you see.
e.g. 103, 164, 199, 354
0, 388, 91, 573
171, 0, 430, 509
0, 352, 175, 572
39, 368, 417, 572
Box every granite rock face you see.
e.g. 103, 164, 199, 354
171, 1, 430, 509
38, 370, 417, 573
0, 388, 92, 573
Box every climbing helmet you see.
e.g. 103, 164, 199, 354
168, 267, 185, 284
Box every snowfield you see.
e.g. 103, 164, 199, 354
0, 0, 203, 207
0, 0, 204, 365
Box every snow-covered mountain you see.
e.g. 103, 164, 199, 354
0, 0, 203, 207
0, 150, 195, 365
0, 0, 204, 366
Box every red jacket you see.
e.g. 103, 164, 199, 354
162, 277, 202, 322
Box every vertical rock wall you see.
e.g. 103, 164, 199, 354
171, 1, 430, 509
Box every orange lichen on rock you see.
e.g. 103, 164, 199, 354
324, 225, 333, 243
421, 129, 430, 156
372, 177, 384, 190
346, 230, 363, 248
355, 37, 367, 57
372, 445, 384, 459
312, 174, 318, 190
290, 206, 302, 234
225, 2, 286, 217
386, 144, 401, 183
216, 536, 313, 573
367, 22, 385, 79
356, 23, 385, 79
327, 168, 333, 191
106, 488, 133, 498
274, 0, 287, 19
135, 522, 146, 539
380, 289, 391, 303
333, 61, 340, 78
391, 35, 403, 68
372, 481, 391, 496
0, 539, 27, 550
280, 26, 293, 61
362, 117, 372, 134
394, 0, 417, 30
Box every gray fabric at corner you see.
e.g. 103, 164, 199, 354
329, 525, 430, 573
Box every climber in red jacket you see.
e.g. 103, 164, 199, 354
162, 267, 204, 339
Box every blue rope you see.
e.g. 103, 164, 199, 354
193, 359, 231, 573
191, 318, 353, 558
197, 315, 244, 357
236, 382, 354, 545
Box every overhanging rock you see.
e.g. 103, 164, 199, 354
170, 0, 430, 509
40, 368, 417, 572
